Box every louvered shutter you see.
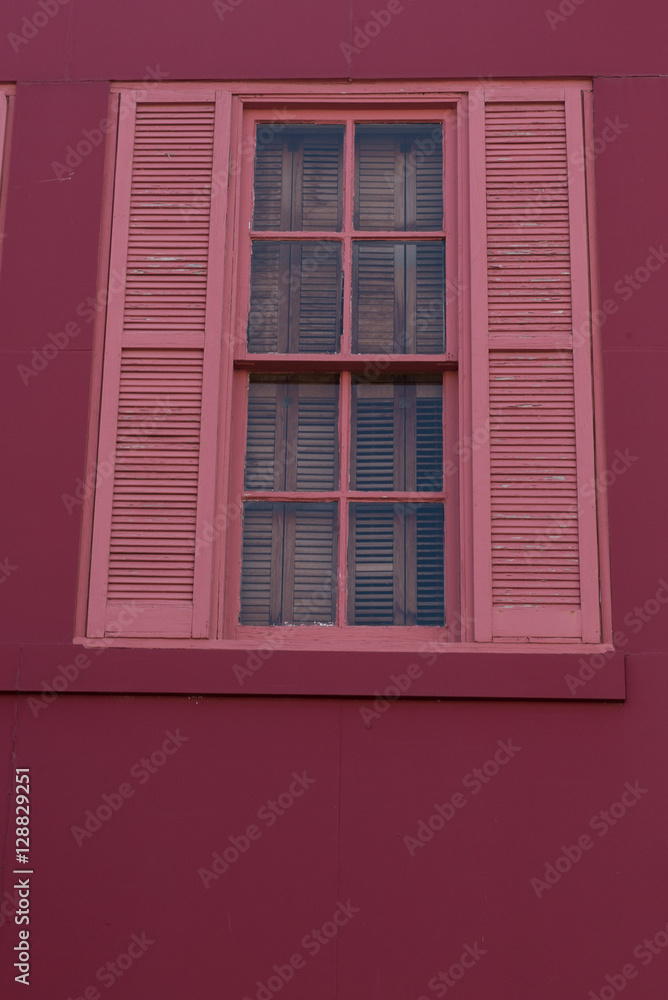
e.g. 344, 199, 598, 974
0, 91, 7, 170
87, 92, 231, 638
0, 92, 8, 270
469, 88, 599, 642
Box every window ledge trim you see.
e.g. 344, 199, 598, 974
74, 637, 615, 654
19, 643, 625, 702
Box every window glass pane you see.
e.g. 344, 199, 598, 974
348, 503, 445, 625
248, 241, 342, 353
354, 125, 443, 231
245, 376, 339, 491
240, 502, 337, 625
253, 125, 343, 231
352, 241, 445, 353
351, 377, 442, 491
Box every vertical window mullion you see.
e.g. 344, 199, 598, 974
339, 119, 354, 624
342, 118, 354, 354
337, 370, 351, 625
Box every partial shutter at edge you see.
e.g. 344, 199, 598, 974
469, 87, 600, 642
0, 92, 9, 271
87, 91, 231, 638
0, 90, 7, 174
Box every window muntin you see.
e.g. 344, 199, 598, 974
233, 113, 453, 632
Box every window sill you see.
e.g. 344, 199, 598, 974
3, 643, 626, 702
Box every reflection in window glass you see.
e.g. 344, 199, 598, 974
348, 503, 445, 625
352, 241, 445, 354
253, 125, 344, 231
241, 502, 338, 625
351, 377, 442, 491
248, 241, 342, 353
245, 377, 339, 491
355, 124, 443, 231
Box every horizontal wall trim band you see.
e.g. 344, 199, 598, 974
0, 643, 625, 702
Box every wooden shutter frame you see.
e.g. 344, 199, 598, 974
468, 85, 602, 643
0, 90, 14, 277
86, 90, 231, 638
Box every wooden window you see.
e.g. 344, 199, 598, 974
233, 113, 453, 634
79, 82, 610, 655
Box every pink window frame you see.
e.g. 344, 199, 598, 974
218, 105, 460, 644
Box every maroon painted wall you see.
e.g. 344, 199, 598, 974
1, 2, 667, 998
